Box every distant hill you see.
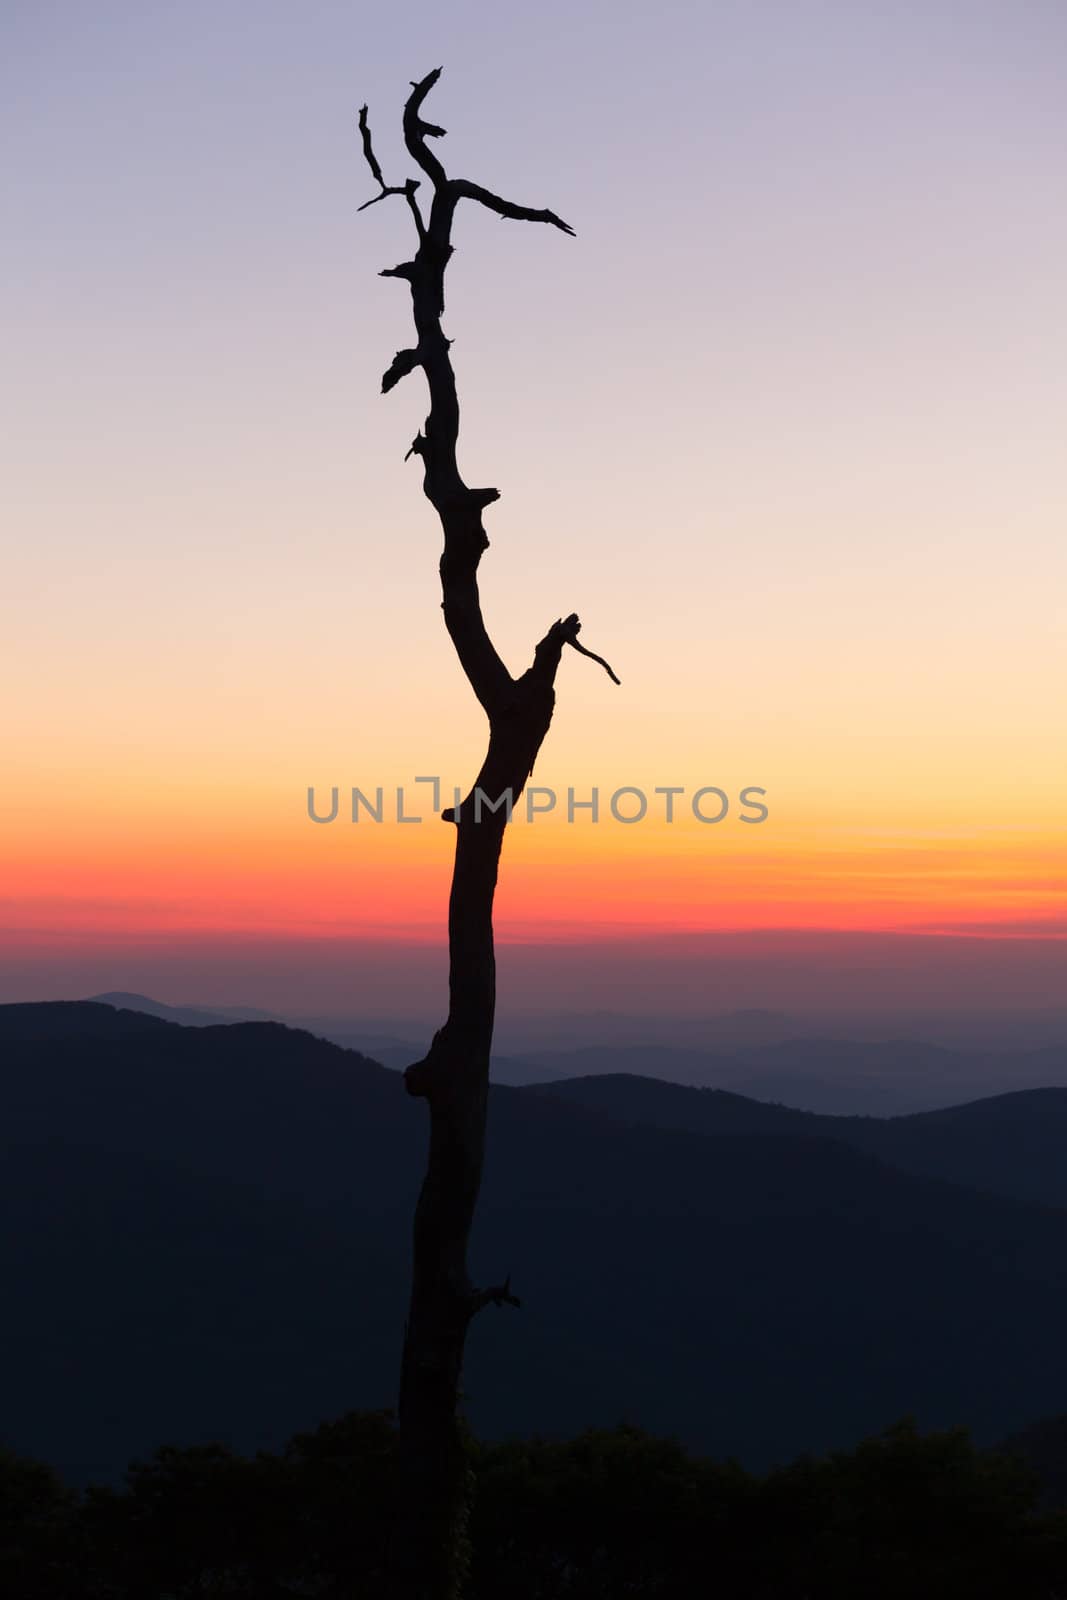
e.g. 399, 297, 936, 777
78, 995, 563, 1087
533, 1073, 1067, 1210
531, 1072, 827, 1136
4, 1001, 1067, 1485
519, 1038, 1067, 1114
72, 997, 1067, 1108
86, 991, 233, 1027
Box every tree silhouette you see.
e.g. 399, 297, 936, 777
359, 68, 618, 1596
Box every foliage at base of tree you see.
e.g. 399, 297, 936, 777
3, 1415, 1066, 1598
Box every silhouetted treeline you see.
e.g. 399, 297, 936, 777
3, 1413, 1066, 1598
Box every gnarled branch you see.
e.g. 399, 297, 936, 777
452, 177, 575, 236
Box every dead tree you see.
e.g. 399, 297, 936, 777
359, 69, 618, 1596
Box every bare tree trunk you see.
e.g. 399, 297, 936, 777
359, 70, 618, 1598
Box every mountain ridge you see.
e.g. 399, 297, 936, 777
5, 1001, 1067, 1483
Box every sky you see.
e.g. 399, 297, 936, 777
2, 0, 1065, 1020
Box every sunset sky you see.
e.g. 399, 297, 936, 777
3, 1, 1065, 1019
